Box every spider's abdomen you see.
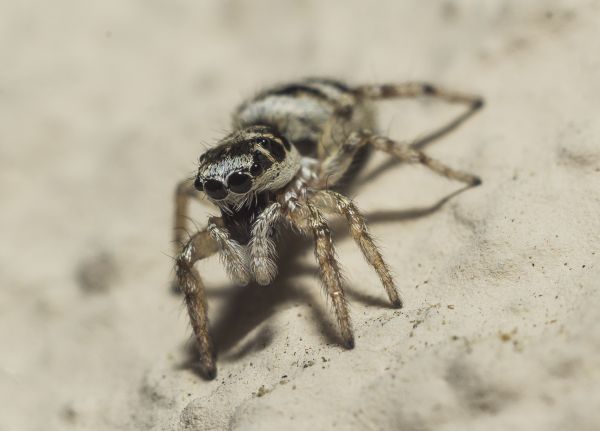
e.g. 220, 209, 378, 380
233, 78, 375, 157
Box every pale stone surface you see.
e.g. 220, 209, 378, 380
2, 1, 599, 430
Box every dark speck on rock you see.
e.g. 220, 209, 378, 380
75, 251, 118, 293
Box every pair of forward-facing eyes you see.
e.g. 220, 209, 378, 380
194, 150, 272, 200
194, 171, 254, 200
195, 137, 287, 200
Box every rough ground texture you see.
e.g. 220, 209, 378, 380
2, 1, 600, 430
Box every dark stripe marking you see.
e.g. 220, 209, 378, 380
269, 83, 330, 101
255, 138, 286, 162
305, 77, 351, 92
262, 128, 292, 151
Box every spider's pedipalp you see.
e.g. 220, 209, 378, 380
208, 217, 251, 286
250, 202, 283, 286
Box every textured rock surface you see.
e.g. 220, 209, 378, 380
2, 1, 600, 430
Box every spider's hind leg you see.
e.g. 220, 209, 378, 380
353, 82, 483, 150
318, 82, 484, 188
353, 81, 483, 106
367, 132, 482, 185
319, 129, 481, 187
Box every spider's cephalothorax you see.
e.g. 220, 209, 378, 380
195, 125, 301, 211
173, 77, 484, 379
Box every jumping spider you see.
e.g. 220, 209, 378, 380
173, 78, 483, 379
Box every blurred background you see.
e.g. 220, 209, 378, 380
2, 1, 599, 430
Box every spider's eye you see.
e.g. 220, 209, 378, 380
257, 138, 286, 162
194, 176, 204, 191
250, 162, 263, 176
227, 172, 252, 194
204, 179, 228, 200
251, 151, 272, 176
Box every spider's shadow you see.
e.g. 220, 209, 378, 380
177, 182, 473, 379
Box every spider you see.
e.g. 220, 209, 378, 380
172, 77, 483, 379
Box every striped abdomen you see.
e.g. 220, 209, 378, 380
233, 78, 375, 158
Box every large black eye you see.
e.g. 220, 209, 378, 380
227, 172, 252, 194
194, 176, 204, 191
204, 179, 227, 200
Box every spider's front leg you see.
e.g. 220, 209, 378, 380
312, 190, 402, 308
175, 230, 220, 379
289, 202, 354, 348
173, 177, 216, 255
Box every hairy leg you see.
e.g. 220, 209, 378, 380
369, 132, 481, 185
353, 81, 482, 106
312, 190, 401, 308
320, 129, 481, 187
249, 202, 283, 286
173, 177, 216, 255
318, 82, 483, 184
207, 217, 251, 286
353, 82, 483, 151
289, 202, 354, 348
175, 230, 220, 378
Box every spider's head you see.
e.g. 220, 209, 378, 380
195, 126, 301, 208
